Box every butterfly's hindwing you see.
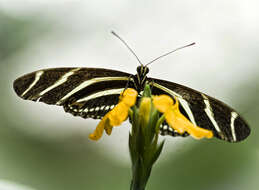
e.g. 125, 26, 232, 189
64, 94, 120, 119
159, 121, 189, 137
150, 78, 250, 142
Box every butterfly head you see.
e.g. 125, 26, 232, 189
134, 65, 149, 91
136, 65, 149, 78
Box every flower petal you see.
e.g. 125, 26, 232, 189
104, 118, 113, 135
89, 88, 138, 141
109, 88, 138, 126
154, 95, 213, 139
89, 115, 108, 141
153, 95, 173, 113
108, 103, 129, 126
187, 125, 213, 139
121, 88, 138, 106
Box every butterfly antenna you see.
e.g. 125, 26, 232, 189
111, 31, 143, 65
145, 42, 195, 66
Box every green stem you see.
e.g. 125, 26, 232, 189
129, 84, 165, 190
130, 156, 151, 190
130, 179, 146, 190
130, 168, 146, 190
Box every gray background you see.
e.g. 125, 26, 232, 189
0, 1, 258, 190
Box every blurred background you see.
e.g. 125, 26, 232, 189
0, 0, 259, 190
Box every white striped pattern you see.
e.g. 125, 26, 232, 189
77, 88, 124, 102
21, 70, 44, 97
56, 76, 129, 105
37, 68, 81, 97
153, 83, 197, 126
201, 94, 222, 133
230, 111, 238, 141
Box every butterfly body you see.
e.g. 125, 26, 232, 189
13, 65, 250, 142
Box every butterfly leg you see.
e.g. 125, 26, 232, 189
123, 75, 136, 95
148, 79, 155, 92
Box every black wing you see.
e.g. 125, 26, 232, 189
13, 67, 132, 119
149, 78, 250, 142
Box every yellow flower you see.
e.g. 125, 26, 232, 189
89, 88, 138, 140
153, 95, 213, 139
89, 88, 213, 141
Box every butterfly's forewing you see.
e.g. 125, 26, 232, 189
13, 68, 132, 119
150, 78, 250, 142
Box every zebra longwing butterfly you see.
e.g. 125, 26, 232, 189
13, 32, 250, 143
13, 64, 250, 142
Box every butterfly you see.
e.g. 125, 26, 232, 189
13, 32, 250, 142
